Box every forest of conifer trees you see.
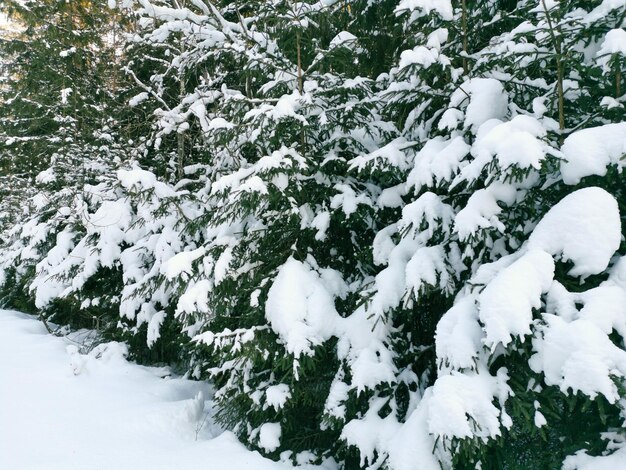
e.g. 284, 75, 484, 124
1, 1, 625, 468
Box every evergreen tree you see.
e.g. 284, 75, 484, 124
358, 1, 626, 468
0, 0, 624, 468
0, 0, 129, 325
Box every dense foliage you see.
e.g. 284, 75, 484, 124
1, 0, 625, 468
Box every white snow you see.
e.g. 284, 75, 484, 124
398, 45, 449, 69
386, 390, 444, 470
349, 138, 413, 173
265, 258, 342, 358
406, 136, 469, 192
585, 0, 626, 23
530, 280, 626, 405
478, 249, 554, 349
428, 368, 512, 440
341, 399, 402, 467
473, 115, 547, 171
533, 401, 547, 428
564, 447, 626, 470
596, 29, 626, 71
435, 297, 482, 371
129, 92, 149, 107
265, 384, 291, 411
452, 115, 547, 187
530, 313, 626, 403
0, 310, 312, 470
177, 279, 212, 316
364, 193, 452, 321
453, 183, 518, 240
528, 187, 621, 276
259, 423, 282, 453
449, 78, 509, 131
394, 0, 453, 20
161, 247, 207, 279
118, 166, 178, 198
560, 123, 626, 185
405, 245, 448, 295
329, 31, 357, 49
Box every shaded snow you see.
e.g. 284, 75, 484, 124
479, 249, 555, 349
0, 310, 319, 470
259, 423, 282, 453
428, 368, 512, 440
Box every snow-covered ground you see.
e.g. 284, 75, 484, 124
0, 310, 303, 470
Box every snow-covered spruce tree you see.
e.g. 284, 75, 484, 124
111, 0, 406, 462
336, 2, 505, 468
2, 0, 244, 362
0, 0, 199, 361
473, 0, 626, 138
23, 164, 199, 362
187, 6, 399, 466
463, 2, 626, 467
0, 0, 131, 328
0, 0, 124, 187
335, 1, 626, 469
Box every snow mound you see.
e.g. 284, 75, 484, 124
449, 78, 509, 131
0, 310, 302, 470
435, 297, 482, 371
479, 250, 554, 349
531, 314, 626, 403
265, 258, 342, 358
528, 187, 621, 276
560, 123, 626, 185
428, 368, 511, 440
